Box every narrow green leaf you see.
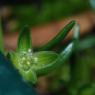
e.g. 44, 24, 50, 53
17, 25, 32, 52
33, 42, 73, 76
0, 17, 4, 53
37, 20, 76, 51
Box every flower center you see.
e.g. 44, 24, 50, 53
18, 49, 36, 71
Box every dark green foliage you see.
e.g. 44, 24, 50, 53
8, 20, 75, 84
38, 20, 75, 51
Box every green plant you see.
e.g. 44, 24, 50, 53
0, 20, 76, 85
1, 16, 95, 95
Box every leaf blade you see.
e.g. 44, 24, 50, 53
37, 20, 76, 51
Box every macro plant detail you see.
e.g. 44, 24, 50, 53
0, 2, 95, 95
2, 15, 95, 95
0, 19, 76, 84
8, 21, 75, 84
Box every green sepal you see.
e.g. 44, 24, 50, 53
17, 25, 32, 52
37, 20, 76, 51
33, 42, 73, 76
32, 51, 58, 75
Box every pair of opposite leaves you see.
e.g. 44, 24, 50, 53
6, 20, 80, 84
